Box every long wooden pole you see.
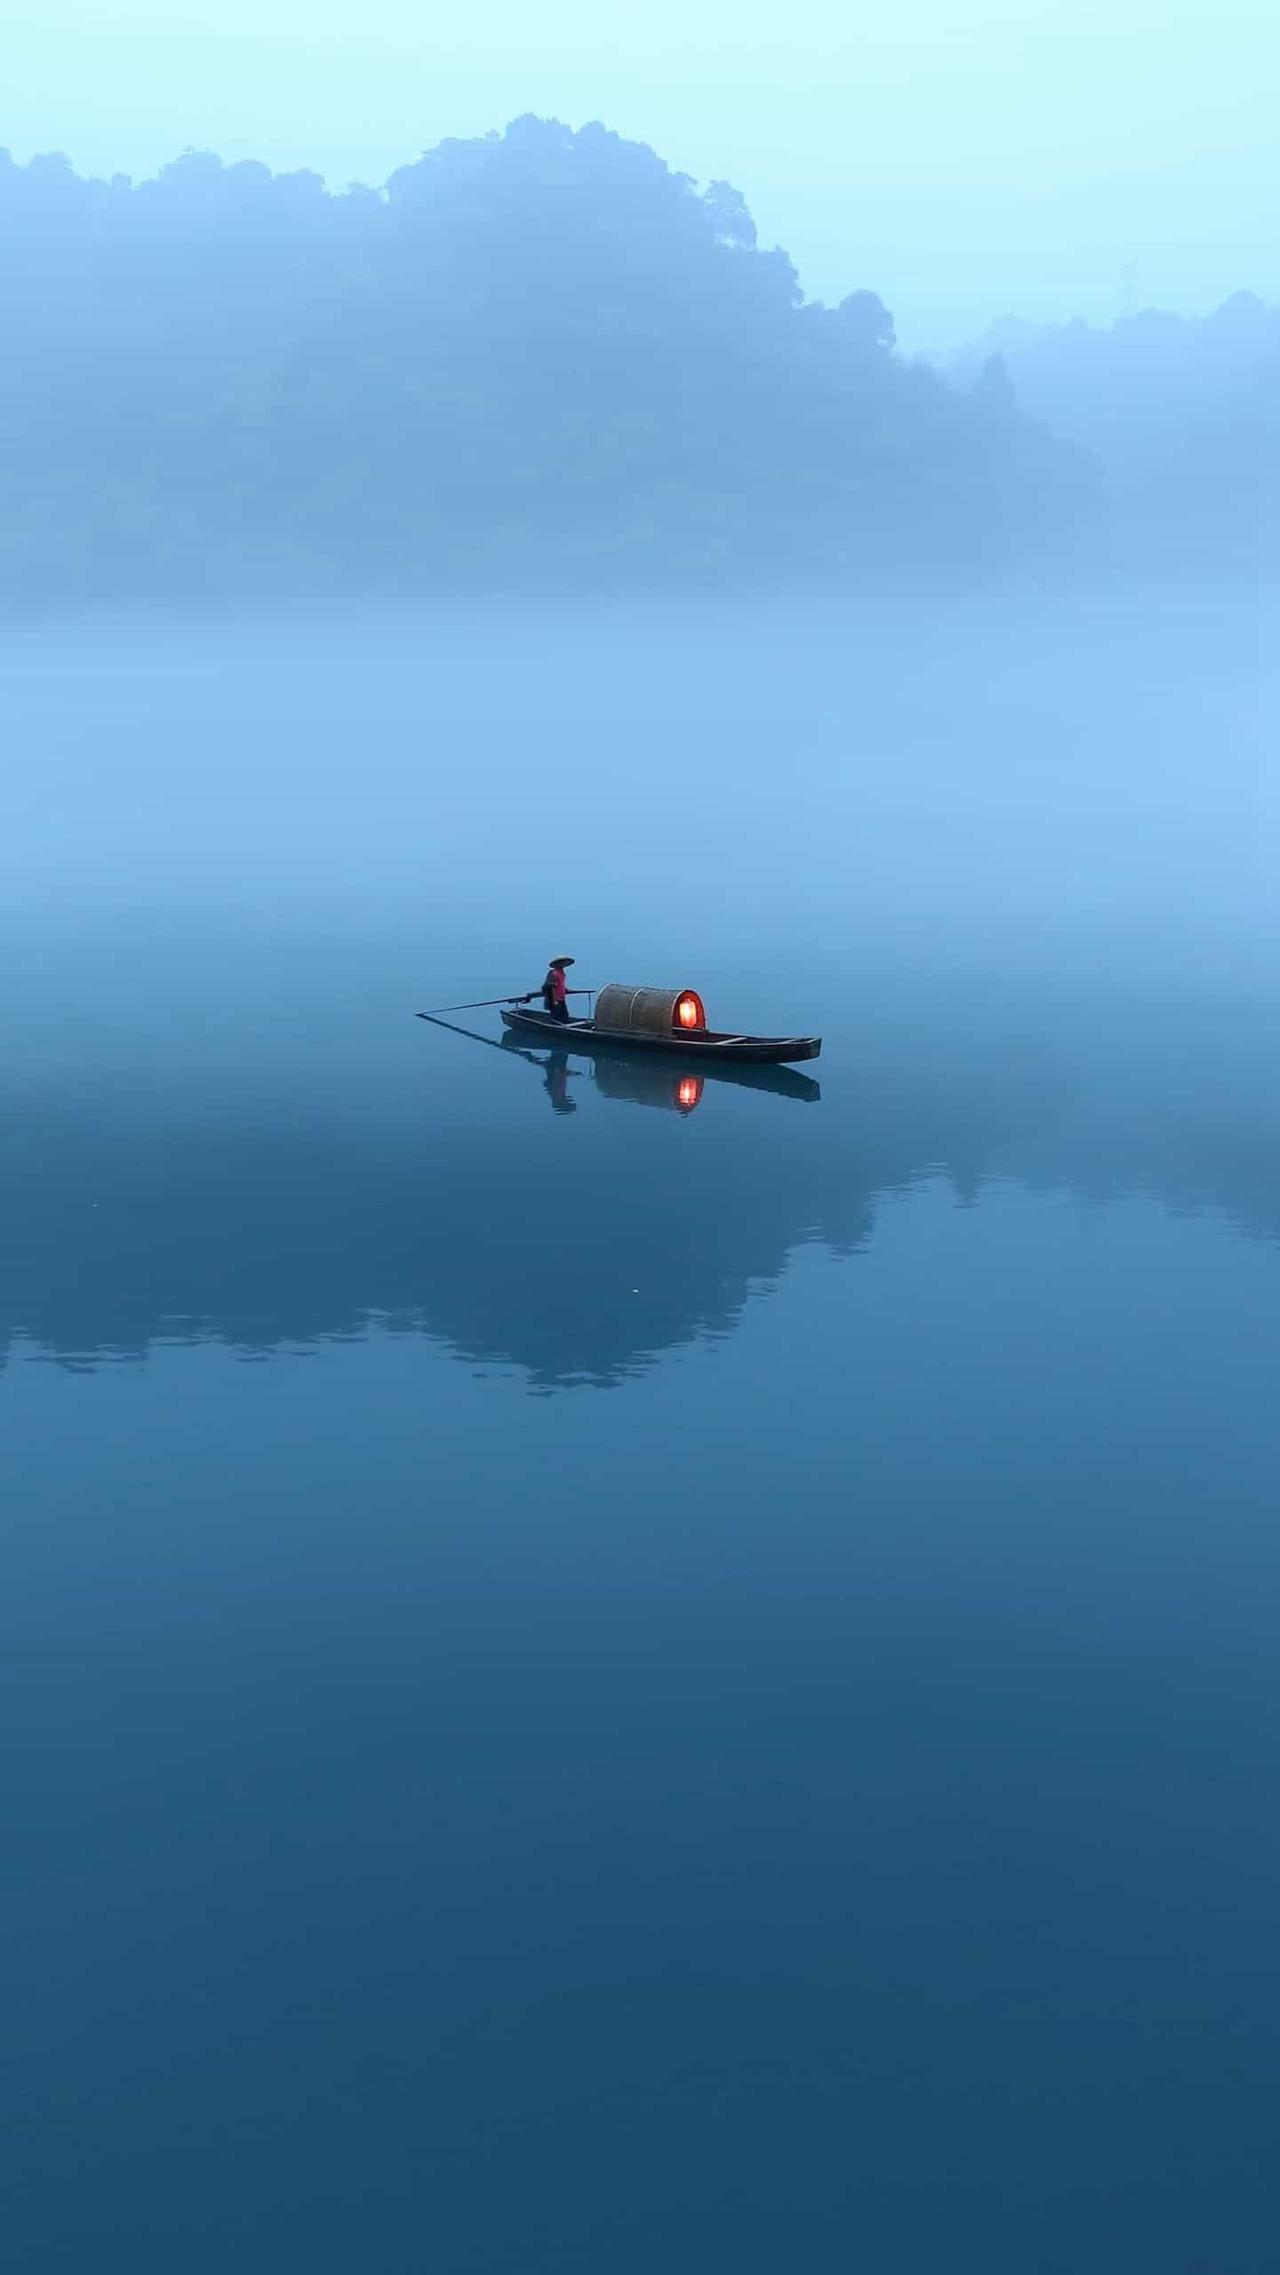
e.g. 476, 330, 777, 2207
414, 1011, 558, 1071
415, 1011, 535, 1057
418, 991, 591, 1015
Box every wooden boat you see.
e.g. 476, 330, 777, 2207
501, 982, 821, 1067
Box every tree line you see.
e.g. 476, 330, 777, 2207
947, 295, 1279, 571
0, 116, 1267, 598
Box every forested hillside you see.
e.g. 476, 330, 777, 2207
0, 118, 1094, 596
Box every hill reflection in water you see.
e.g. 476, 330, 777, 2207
5, 954, 1280, 1387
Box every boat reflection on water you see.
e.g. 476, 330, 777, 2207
588, 1051, 702, 1116
542, 1052, 579, 1114
501, 1030, 820, 1112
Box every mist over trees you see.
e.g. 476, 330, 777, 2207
0, 118, 1094, 597
0, 115, 1270, 599
946, 296, 1279, 569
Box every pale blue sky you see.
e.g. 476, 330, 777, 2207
4, 0, 1275, 344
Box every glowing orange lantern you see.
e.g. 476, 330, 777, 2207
676, 1076, 703, 1113
675, 991, 705, 1031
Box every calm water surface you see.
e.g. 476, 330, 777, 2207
3, 596, 1278, 2271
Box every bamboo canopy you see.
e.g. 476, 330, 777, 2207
594, 983, 706, 1037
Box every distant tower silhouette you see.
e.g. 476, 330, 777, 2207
1120, 261, 1138, 318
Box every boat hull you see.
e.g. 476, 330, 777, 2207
501, 1007, 821, 1065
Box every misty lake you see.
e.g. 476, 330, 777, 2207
4, 589, 1278, 2272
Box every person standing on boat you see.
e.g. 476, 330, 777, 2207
539, 956, 575, 1023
